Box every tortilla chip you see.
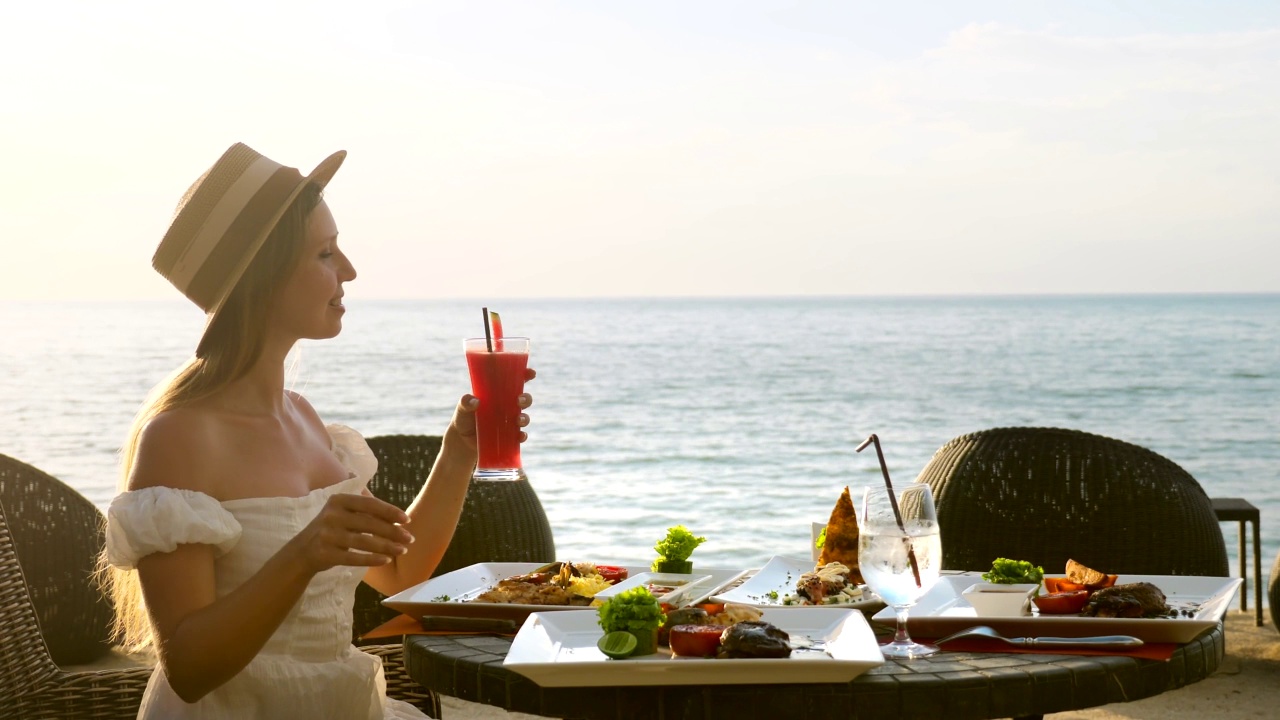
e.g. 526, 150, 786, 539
817, 486, 863, 583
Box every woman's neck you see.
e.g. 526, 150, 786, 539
216, 340, 295, 416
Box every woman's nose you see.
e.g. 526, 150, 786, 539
338, 250, 357, 281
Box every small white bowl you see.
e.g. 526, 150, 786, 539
961, 582, 1037, 617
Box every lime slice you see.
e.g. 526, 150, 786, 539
597, 631, 637, 659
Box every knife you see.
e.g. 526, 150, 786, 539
936, 625, 1145, 648
1013, 635, 1145, 648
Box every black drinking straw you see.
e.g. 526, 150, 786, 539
481, 307, 493, 352
856, 434, 922, 587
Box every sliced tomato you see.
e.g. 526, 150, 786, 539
596, 565, 628, 585
669, 625, 725, 657
1044, 574, 1119, 595
1043, 577, 1086, 593
1092, 574, 1119, 590
696, 603, 726, 616
1032, 590, 1091, 615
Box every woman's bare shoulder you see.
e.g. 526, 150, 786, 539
285, 390, 328, 433
128, 407, 222, 494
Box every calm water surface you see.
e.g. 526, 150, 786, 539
1, 296, 1276, 601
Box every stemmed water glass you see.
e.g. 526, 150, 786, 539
858, 483, 942, 658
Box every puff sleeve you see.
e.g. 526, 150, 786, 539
326, 423, 379, 484
105, 487, 242, 569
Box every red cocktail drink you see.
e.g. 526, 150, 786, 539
464, 337, 530, 479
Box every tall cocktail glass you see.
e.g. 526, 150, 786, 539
464, 336, 530, 480
858, 483, 942, 658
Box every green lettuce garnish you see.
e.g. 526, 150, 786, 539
597, 586, 665, 634
982, 558, 1045, 585
654, 525, 706, 563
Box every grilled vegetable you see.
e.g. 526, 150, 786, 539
1032, 590, 1091, 614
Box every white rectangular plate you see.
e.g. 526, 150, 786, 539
503, 607, 885, 687
383, 562, 643, 622
593, 567, 750, 607
384, 563, 749, 622
710, 555, 882, 612
871, 573, 1242, 644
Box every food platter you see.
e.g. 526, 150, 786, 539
710, 555, 884, 613
384, 562, 747, 622
871, 573, 1242, 644
503, 607, 885, 687
382, 562, 634, 621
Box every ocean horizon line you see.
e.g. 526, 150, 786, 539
3, 291, 1279, 306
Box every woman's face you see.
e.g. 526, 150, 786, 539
268, 200, 356, 342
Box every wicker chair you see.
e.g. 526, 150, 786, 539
354, 434, 556, 718
0, 486, 152, 718
0, 453, 116, 666
915, 427, 1229, 577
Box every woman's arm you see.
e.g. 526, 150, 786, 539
363, 370, 535, 596
131, 416, 411, 703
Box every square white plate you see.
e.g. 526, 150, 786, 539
871, 573, 1242, 644
710, 555, 882, 612
811, 522, 826, 562
503, 607, 885, 687
383, 562, 647, 622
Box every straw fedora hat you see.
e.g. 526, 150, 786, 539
153, 142, 346, 318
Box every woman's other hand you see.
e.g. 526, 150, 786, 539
291, 494, 413, 574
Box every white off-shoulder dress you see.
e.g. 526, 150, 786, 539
106, 424, 426, 720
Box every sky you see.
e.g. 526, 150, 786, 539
2, 0, 1278, 300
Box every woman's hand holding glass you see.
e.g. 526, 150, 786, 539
447, 368, 536, 453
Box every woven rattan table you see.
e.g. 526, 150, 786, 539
404, 622, 1223, 720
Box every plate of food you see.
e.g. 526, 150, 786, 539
713, 487, 883, 610
383, 561, 643, 621
874, 571, 1242, 644
710, 555, 880, 610
503, 606, 884, 687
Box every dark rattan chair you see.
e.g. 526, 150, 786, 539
354, 434, 557, 717
0, 453, 116, 667
915, 427, 1229, 577
0, 488, 152, 718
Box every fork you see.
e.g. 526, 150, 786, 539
935, 625, 1144, 648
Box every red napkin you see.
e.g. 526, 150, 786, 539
924, 636, 1177, 661
359, 614, 424, 642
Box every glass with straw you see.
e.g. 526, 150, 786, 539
464, 308, 530, 480
856, 434, 942, 658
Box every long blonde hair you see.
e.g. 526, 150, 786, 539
98, 183, 324, 651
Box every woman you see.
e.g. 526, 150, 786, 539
100, 143, 532, 719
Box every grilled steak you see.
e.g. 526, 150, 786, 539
1082, 582, 1169, 618
717, 621, 792, 659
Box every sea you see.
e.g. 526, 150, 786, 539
2, 296, 1277, 602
